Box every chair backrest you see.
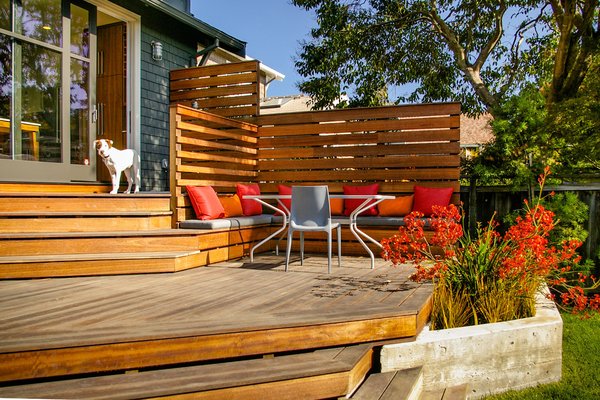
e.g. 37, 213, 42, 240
290, 186, 331, 228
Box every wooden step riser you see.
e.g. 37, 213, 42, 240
0, 347, 373, 400
0, 183, 110, 193
0, 315, 417, 382
0, 197, 170, 213
0, 246, 245, 279
0, 236, 200, 256
0, 215, 172, 233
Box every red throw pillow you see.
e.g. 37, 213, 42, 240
343, 184, 379, 216
186, 186, 225, 220
412, 186, 454, 216
278, 184, 292, 212
236, 183, 262, 216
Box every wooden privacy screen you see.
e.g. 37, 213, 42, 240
169, 60, 261, 118
171, 102, 461, 227
252, 103, 461, 197
170, 104, 259, 223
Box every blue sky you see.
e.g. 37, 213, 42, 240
191, 0, 316, 97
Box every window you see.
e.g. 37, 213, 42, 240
0, 0, 93, 165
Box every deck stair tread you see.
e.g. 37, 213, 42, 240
421, 384, 470, 400
0, 250, 201, 263
0, 229, 206, 239
0, 344, 373, 400
0, 211, 172, 217
0, 192, 170, 197
351, 367, 423, 400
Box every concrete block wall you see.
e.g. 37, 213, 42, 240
380, 288, 563, 398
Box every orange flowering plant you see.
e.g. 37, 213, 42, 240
381, 167, 600, 329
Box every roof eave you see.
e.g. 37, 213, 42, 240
139, 0, 246, 56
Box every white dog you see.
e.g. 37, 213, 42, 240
94, 139, 141, 194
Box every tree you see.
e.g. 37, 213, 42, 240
293, 0, 599, 115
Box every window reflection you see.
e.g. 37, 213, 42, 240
0, 34, 11, 159
0, 0, 10, 30
71, 59, 89, 165
70, 4, 90, 57
14, 0, 62, 47
21, 42, 62, 162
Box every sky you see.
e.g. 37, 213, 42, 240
191, 0, 317, 98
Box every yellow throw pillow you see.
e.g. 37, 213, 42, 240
219, 194, 243, 218
378, 195, 414, 217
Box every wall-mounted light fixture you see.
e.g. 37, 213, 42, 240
151, 41, 163, 61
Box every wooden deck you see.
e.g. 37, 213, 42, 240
0, 255, 432, 385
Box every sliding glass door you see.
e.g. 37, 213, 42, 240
0, 0, 96, 182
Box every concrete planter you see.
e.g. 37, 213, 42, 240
380, 287, 563, 398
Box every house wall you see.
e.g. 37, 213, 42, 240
140, 26, 194, 191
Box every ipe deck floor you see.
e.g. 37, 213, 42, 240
0, 255, 432, 383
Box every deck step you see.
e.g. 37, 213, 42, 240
0, 229, 203, 256
0, 213, 173, 232
0, 344, 374, 400
351, 367, 423, 400
0, 192, 170, 213
421, 384, 470, 400
0, 192, 172, 233
0, 250, 206, 278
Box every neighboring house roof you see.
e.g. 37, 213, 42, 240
140, 0, 246, 56
460, 114, 494, 147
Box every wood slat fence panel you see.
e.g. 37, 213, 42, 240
253, 103, 461, 199
170, 72, 461, 258
170, 60, 261, 119
170, 105, 259, 227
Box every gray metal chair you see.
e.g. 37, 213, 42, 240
285, 186, 342, 273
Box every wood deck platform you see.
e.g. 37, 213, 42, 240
0, 255, 432, 385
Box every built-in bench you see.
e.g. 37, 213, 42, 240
169, 61, 460, 261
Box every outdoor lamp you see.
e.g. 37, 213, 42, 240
151, 41, 163, 61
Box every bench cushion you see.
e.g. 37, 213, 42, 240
180, 214, 273, 230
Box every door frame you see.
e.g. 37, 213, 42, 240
88, 0, 142, 159
0, 0, 141, 183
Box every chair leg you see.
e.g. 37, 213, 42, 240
285, 228, 294, 272
336, 225, 342, 267
300, 232, 304, 266
327, 230, 332, 274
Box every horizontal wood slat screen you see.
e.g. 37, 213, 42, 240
253, 103, 461, 197
170, 60, 261, 119
170, 105, 259, 227
171, 101, 461, 228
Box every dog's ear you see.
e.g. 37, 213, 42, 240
108, 140, 114, 147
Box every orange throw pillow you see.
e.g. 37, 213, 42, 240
330, 197, 344, 215
378, 195, 414, 217
219, 194, 243, 218
186, 186, 225, 220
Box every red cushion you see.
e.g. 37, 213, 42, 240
236, 183, 262, 216
343, 184, 379, 216
412, 186, 454, 216
186, 186, 225, 220
278, 184, 292, 212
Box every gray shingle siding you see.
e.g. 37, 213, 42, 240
139, 27, 194, 191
